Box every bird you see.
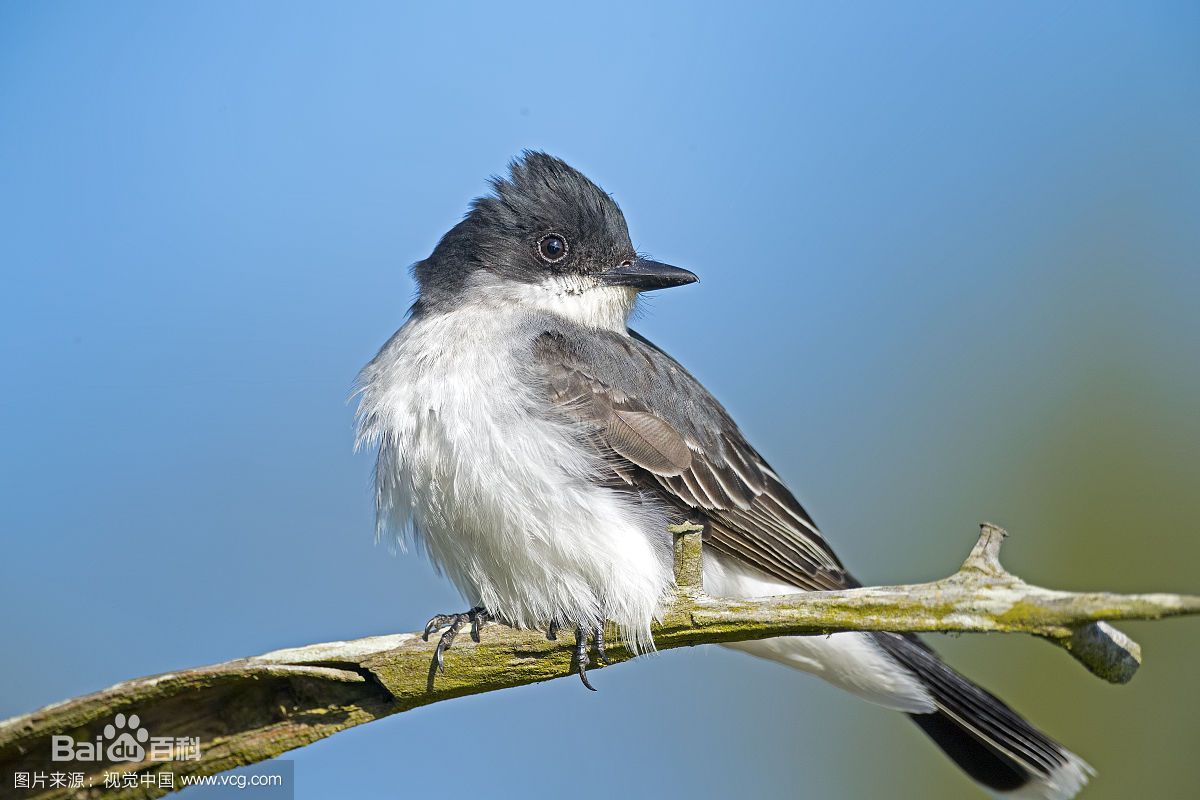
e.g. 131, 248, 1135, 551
354, 151, 1092, 799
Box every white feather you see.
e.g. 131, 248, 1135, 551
995, 754, 1093, 800
491, 272, 639, 333
354, 278, 670, 651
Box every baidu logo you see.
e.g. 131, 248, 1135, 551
50, 712, 200, 763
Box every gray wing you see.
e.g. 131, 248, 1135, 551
534, 327, 855, 592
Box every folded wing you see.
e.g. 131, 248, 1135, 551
536, 328, 854, 592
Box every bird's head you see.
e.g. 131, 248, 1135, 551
413, 151, 696, 330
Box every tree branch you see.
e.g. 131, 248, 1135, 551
3, 524, 1197, 799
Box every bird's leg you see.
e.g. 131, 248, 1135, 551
422, 606, 490, 675
573, 625, 596, 691
592, 622, 609, 665
570, 622, 610, 690
546, 618, 560, 641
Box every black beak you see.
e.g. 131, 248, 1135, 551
597, 258, 698, 291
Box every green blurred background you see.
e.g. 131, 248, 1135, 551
2, 2, 1197, 797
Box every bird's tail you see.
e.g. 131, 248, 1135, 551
872, 632, 1093, 799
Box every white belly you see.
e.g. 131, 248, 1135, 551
355, 305, 672, 651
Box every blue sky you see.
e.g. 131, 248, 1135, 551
2, 3, 1198, 798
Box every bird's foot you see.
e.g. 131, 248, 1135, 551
572, 623, 609, 691
422, 606, 490, 674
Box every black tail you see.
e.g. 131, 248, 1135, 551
873, 632, 1092, 799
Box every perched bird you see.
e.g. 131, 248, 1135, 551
354, 152, 1091, 798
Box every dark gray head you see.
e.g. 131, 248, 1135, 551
412, 152, 696, 326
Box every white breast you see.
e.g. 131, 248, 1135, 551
354, 302, 672, 651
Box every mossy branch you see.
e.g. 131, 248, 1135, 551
3, 523, 1198, 799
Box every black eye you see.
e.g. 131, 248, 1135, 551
537, 234, 568, 263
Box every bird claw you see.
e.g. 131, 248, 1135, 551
422, 607, 489, 675
424, 611, 605, 688
572, 623, 609, 690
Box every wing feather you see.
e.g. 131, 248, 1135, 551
536, 329, 854, 592
606, 409, 692, 475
